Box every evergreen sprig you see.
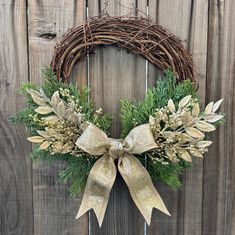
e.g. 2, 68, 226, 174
120, 70, 197, 189
120, 70, 197, 137
11, 68, 214, 195
30, 148, 97, 197
10, 67, 111, 196
139, 155, 191, 188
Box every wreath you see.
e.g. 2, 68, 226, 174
11, 16, 224, 227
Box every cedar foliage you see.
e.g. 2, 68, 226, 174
120, 70, 197, 137
120, 70, 197, 188
11, 68, 199, 195
10, 68, 111, 196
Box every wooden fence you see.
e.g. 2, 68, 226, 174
0, 0, 234, 234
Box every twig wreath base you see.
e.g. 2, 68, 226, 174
51, 15, 195, 82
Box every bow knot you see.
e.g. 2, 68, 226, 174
75, 123, 170, 227
109, 140, 124, 159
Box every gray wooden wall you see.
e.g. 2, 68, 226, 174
0, 0, 234, 235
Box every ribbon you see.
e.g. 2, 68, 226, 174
75, 123, 170, 226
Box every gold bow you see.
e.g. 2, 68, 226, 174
75, 123, 170, 226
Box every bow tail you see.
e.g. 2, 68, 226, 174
76, 154, 117, 227
118, 153, 170, 225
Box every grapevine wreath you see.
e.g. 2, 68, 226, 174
12, 16, 224, 226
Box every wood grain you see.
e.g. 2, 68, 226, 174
0, 1, 33, 234
88, 0, 147, 234
147, 1, 192, 234
147, 1, 207, 234
181, 1, 208, 234
27, 1, 88, 234
203, 0, 235, 234
147, 1, 163, 86
1, 1, 235, 234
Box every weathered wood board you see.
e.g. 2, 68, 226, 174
0, 1, 33, 235
27, 1, 88, 234
202, 0, 235, 234
147, 1, 207, 235
88, 1, 146, 234
0, 0, 234, 234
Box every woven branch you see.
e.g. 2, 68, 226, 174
51, 15, 195, 83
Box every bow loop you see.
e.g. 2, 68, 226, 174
75, 122, 170, 227
75, 123, 110, 156
123, 123, 158, 154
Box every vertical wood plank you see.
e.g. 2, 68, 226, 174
0, 1, 33, 234
203, 0, 235, 234
147, 1, 162, 87
181, 1, 208, 235
88, 0, 147, 234
28, 1, 88, 234
148, 1, 192, 234
0, 1, 233, 234
148, 1, 207, 234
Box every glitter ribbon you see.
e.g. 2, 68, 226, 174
75, 123, 170, 226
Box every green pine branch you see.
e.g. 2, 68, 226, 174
9, 108, 40, 129
139, 155, 191, 189
58, 155, 97, 197
120, 70, 196, 188
10, 68, 202, 194
31, 147, 97, 196
120, 70, 197, 137
10, 67, 112, 197
10, 67, 112, 132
